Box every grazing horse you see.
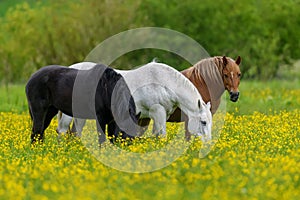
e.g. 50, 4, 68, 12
25, 64, 139, 144
57, 62, 212, 141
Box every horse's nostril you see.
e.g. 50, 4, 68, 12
230, 91, 239, 102
230, 91, 239, 96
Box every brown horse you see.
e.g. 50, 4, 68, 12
182, 55, 241, 114
139, 56, 242, 139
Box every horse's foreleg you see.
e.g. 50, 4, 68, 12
96, 115, 106, 144
184, 120, 192, 141
149, 104, 167, 136
178, 113, 191, 141
57, 112, 73, 135
107, 121, 119, 143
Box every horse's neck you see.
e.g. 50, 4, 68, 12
176, 94, 199, 118
182, 68, 211, 103
172, 75, 201, 117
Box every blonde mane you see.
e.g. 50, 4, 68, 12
192, 57, 225, 101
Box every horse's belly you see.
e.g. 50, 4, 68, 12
167, 108, 185, 122
131, 84, 177, 118
134, 96, 176, 118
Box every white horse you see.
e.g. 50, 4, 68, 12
57, 62, 212, 141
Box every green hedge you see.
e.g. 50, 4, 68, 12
0, 0, 299, 82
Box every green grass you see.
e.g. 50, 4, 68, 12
226, 79, 300, 115
1, 79, 299, 114
0, 84, 27, 113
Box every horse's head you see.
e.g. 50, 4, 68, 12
118, 111, 141, 140
115, 96, 141, 139
221, 56, 242, 102
188, 100, 212, 142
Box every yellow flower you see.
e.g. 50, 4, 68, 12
0, 110, 299, 199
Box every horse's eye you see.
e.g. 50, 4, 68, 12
201, 121, 207, 126
224, 74, 229, 78
238, 73, 241, 78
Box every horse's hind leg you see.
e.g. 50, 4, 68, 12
149, 104, 167, 136
96, 115, 107, 144
71, 118, 86, 137
29, 108, 33, 120
43, 106, 58, 133
30, 108, 47, 144
44, 106, 58, 130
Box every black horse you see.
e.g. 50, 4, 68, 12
25, 64, 139, 144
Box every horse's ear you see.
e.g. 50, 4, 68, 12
198, 99, 201, 109
222, 56, 228, 67
235, 56, 241, 65
136, 111, 141, 119
207, 102, 211, 110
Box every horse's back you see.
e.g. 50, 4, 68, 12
26, 65, 72, 94
25, 65, 79, 115
120, 62, 185, 88
69, 62, 96, 70
26, 65, 76, 85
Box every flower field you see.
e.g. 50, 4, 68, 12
0, 108, 299, 199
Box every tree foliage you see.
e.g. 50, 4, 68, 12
0, 0, 299, 82
0, 0, 140, 82
138, 0, 300, 79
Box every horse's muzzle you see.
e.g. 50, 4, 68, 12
230, 91, 239, 102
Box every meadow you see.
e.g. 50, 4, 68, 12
1, 1, 299, 199
0, 80, 299, 199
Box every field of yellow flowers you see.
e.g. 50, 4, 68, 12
0, 80, 299, 199
0, 108, 299, 199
